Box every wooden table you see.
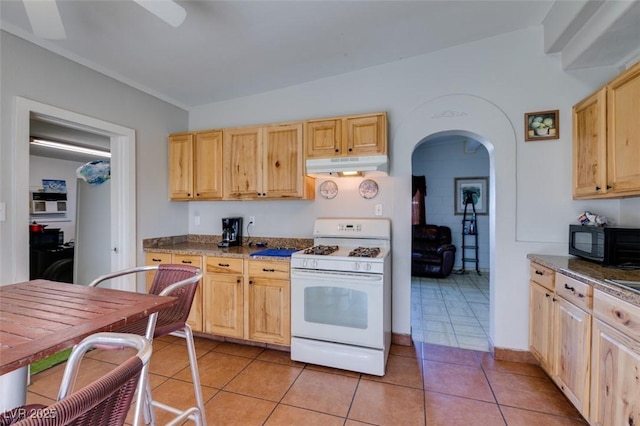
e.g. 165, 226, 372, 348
0, 279, 177, 375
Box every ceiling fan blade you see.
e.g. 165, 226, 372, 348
132, 0, 187, 28
23, 0, 66, 39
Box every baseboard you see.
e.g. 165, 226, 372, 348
489, 340, 538, 365
392, 333, 413, 346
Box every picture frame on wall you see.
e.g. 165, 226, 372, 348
454, 177, 488, 215
525, 110, 559, 141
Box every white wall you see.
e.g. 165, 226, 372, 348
189, 27, 625, 351
29, 155, 84, 242
412, 139, 490, 271
0, 31, 189, 284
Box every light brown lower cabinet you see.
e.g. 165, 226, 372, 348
203, 257, 244, 338
246, 260, 290, 345
590, 289, 640, 426
553, 296, 591, 417
529, 279, 555, 372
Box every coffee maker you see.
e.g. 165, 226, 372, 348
219, 217, 243, 247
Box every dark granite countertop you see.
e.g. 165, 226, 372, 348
143, 235, 314, 261
527, 254, 640, 306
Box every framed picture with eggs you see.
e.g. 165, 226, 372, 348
525, 110, 559, 141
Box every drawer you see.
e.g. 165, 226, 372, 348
248, 260, 290, 280
555, 273, 593, 311
145, 252, 172, 265
530, 262, 554, 291
172, 254, 202, 268
205, 256, 244, 275
594, 289, 640, 341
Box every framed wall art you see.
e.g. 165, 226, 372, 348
454, 177, 488, 215
525, 110, 559, 141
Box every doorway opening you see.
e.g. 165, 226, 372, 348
410, 133, 491, 351
14, 97, 137, 290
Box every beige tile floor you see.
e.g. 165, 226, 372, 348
25, 335, 587, 425
411, 272, 490, 351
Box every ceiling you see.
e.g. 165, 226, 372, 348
1, 1, 639, 110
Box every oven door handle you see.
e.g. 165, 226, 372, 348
291, 269, 383, 282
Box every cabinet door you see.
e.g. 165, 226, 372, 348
607, 62, 640, 195
168, 133, 194, 200
572, 88, 607, 198
223, 127, 263, 199
529, 280, 555, 372
246, 276, 290, 345
144, 252, 172, 292
590, 319, 640, 426
344, 114, 387, 156
263, 123, 304, 199
172, 254, 203, 332
204, 273, 243, 338
305, 119, 341, 158
553, 297, 591, 417
194, 130, 223, 199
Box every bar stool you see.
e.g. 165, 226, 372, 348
89, 264, 205, 426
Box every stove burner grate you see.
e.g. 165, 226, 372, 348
348, 247, 381, 258
303, 245, 339, 256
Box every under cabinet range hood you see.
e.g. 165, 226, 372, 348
306, 155, 388, 176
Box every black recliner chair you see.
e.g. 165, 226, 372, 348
411, 224, 456, 278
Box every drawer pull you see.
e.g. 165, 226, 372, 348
218, 263, 230, 267
152, 258, 162, 262
535, 270, 544, 275
263, 268, 275, 272
564, 283, 575, 292
181, 260, 192, 264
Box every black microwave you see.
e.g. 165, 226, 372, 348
569, 224, 640, 266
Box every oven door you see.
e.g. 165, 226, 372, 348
291, 268, 384, 349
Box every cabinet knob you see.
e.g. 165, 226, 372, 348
237, 278, 241, 283
606, 185, 612, 190
249, 280, 253, 285
335, 148, 339, 153
348, 148, 353, 152
196, 193, 200, 197
545, 293, 551, 298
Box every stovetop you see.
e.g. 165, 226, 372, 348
300, 245, 383, 258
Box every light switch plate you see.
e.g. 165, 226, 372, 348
375, 204, 383, 216
0, 202, 5, 222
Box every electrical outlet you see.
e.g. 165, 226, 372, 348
375, 204, 383, 216
248, 216, 255, 226
194, 215, 200, 226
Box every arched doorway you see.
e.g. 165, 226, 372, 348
390, 94, 517, 353
410, 133, 491, 350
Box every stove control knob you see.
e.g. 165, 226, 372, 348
311, 260, 318, 268
354, 263, 360, 271
302, 259, 308, 268
364, 263, 372, 271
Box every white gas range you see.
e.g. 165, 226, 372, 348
290, 218, 391, 376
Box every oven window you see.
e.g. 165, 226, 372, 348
304, 286, 368, 329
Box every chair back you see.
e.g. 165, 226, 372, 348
10, 333, 151, 426
147, 264, 202, 336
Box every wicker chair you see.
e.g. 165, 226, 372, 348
1, 332, 151, 426
88, 264, 205, 426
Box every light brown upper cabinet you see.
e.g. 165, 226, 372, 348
223, 123, 314, 200
305, 112, 387, 158
573, 61, 640, 199
168, 130, 223, 200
